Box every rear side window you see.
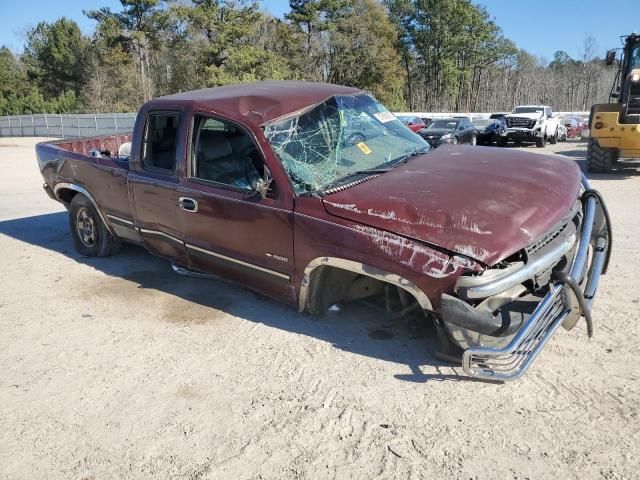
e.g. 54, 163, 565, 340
142, 112, 181, 172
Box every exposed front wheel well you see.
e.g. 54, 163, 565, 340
303, 265, 386, 314
55, 187, 80, 205
299, 258, 434, 315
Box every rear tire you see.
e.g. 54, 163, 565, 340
535, 135, 546, 148
586, 138, 616, 173
69, 194, 121, 257
497, 137, 507, 147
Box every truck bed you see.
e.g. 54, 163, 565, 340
35, 133, 135, 224
44, 133, 133, 157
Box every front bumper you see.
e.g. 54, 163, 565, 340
420, 135, 455, 148
424, 138, 442, 148
502, 128, 543, 140
451, 177, 611, 380
476, 131, 494, 140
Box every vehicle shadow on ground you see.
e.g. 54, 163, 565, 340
0, 211, 478, 383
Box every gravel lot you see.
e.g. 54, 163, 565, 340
1, 137, 639, 479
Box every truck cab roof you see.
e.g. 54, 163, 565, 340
150, 80, 362, 128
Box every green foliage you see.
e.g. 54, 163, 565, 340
550, 50, 580, 70
206, 45, 290, 85
85, 0, 165, 105
0, 19, 86, 114
0, 0, 616, 115
23, 17, 90, 98
323, 0, 406, 109
0, 47, 27, 99
385, 0, 517, 110
0, 89, 80, 115
174, 0, 280, 88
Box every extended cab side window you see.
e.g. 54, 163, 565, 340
191, 116, 264, 190
142, 112, 181, 172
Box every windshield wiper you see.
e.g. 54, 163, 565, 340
354, 168, 392, 174
319, 147, 429, 194
319, 168, 389, 194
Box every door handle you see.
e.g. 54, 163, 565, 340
178, 197, 198, 213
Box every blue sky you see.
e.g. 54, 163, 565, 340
1, 0, 639, 61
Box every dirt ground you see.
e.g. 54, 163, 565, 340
0, 137, 639, 480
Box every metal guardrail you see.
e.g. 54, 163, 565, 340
0, 113, 137, 138
1, 110, 591, 139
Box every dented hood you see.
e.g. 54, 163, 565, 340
322, 145, 582, 265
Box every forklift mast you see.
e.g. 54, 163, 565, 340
611, 34, 640, 119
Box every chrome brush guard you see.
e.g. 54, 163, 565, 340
462, 176, 612, 380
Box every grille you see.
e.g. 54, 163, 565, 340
420, 134, 439, 140
526, 202, 580, 259
526, 223, 566, 257
506, 117, 536, 128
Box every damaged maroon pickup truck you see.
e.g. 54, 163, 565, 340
36, 81, 612, 380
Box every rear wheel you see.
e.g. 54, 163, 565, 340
549, 128, 558, 144
497, 137, 507, 147
535, 134, 547, 148
586, 138, 616, 173
69, 194, 121, 257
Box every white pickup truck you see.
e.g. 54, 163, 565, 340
498, 105, 560, 148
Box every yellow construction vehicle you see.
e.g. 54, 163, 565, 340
588, 33, 640, 172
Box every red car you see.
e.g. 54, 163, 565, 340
397, 115, 426, 132
35, 81, 611, 380
563, 118, 582, 139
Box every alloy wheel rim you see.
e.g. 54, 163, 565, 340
76, 207, 97, 247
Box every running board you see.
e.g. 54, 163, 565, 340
171, 263, 218, 280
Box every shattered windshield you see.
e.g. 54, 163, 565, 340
263, 94, 428, 193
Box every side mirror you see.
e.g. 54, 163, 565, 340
605, 50, 616, 65
250, 169, 274, 199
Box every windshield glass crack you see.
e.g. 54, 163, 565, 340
263, 94, 429, 193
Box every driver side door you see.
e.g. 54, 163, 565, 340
178, 114, 295, 302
